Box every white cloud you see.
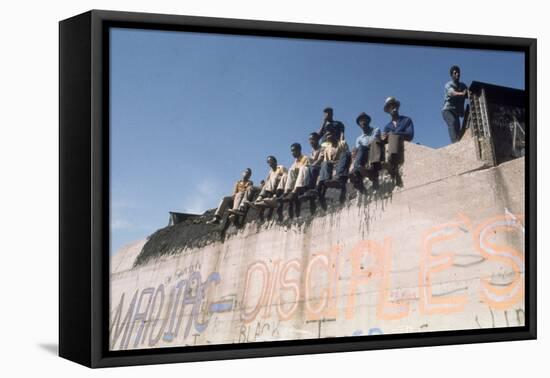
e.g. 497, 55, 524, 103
181, 177, 223, 214
111, 217, 134, 230
111, 198, 136, 210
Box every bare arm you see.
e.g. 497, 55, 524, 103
449, 89, 468, 97
447, 83, 468, 97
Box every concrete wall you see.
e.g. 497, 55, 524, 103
109, 137, 525, 351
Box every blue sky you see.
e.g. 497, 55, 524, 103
109, 27, 524, 254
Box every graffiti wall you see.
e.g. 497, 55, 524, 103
109, 156, 525, 350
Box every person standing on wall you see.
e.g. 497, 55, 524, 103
442, 65, 469, 143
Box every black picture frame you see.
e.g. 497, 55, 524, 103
59, 9, 537, 368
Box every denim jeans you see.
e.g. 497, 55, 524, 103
319, 161, 334, 183
319, 151, 351, 183
442, 109, 461, 143
351, 146, 369, 175
306, 165, 320, 189
336, 151, 351, 178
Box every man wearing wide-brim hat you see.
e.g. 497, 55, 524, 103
381, 96, 415, 187
349, 112, 382, 193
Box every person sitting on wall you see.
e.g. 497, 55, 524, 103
315, 129, 351, 209
381, 96, 414, 187
301, 132, 322, 194
318, 106, 345, 143
442, 65, 469, 143
277, 143, 311, 218
349, 112, 382, 193
206, 168, 254, 225
252, 155, 287, 208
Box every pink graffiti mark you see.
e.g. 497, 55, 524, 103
419, 220, 470, 315
346, 238, 409, 321
305, 246, 342, 321
473, 213, 525, 310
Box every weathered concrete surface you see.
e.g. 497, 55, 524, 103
109, 135, 525, 351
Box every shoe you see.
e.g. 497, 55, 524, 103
354, 182, 366, 194
241, 200, 253, 208
228, 209, 244, 216
250, 196, 265, 208
251, 199, 270, 209
262, 198, 279, 208
339, 189, 347, 204
372, 177, 380, 191
395, 175, 403, 187
206, 216, 220, 225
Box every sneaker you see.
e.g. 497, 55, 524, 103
206, 216, 220, 225
262, 198, 279, 208
395, 174, 404, 187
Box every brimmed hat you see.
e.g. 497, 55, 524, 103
356, 112, 371, 125
383, 97, 400, 113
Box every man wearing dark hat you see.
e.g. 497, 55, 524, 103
318, 107, 345, 143
381, 97, 414, 187
382, 97, 414, 142
442, 65, 469, 143
207, 168, 254, 224
349, 112, 381, 193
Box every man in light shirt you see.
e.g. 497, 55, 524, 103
277, 143, 311, 218
253, 155, 287, 208
206, 168, 254, 225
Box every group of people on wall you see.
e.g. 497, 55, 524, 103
206, 65, 469, 225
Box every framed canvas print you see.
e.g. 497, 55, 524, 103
59, 10, 536, 368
